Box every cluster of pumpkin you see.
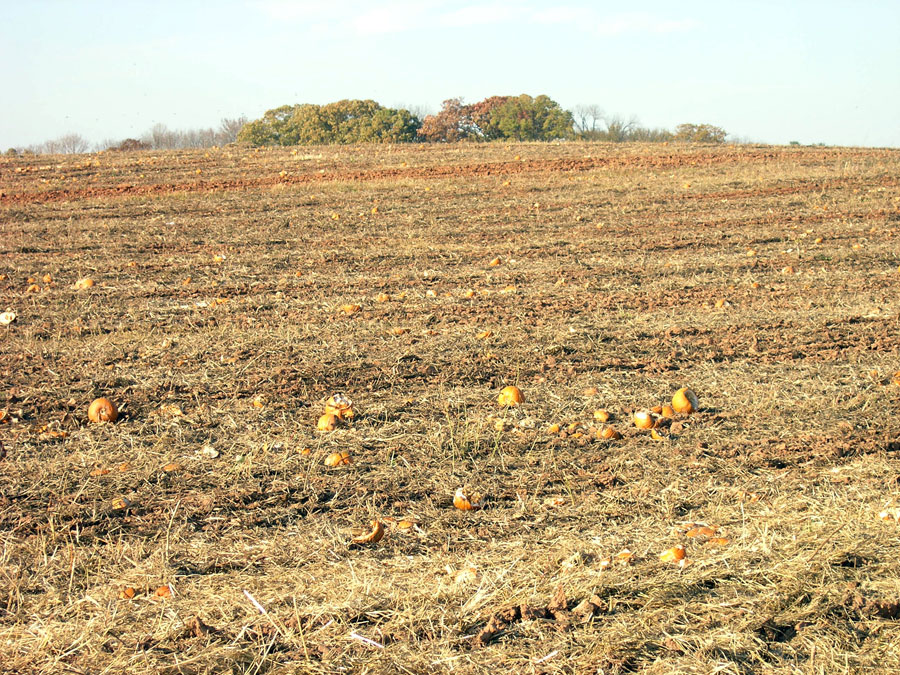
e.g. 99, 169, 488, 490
16, 274, 95, 294
84, 384, 700, 548
316, 394, 354, 431
631, 387, 700, 431
520, 385, 699, 442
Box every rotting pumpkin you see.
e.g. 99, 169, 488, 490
672, 388, 699, 415
88, 398, 118, 423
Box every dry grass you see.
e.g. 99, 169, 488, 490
2, 141, 900, 674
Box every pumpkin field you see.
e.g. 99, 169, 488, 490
2, 141, 900, 674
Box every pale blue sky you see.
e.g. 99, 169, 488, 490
2, 0, 898, 149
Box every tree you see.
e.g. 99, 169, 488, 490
674, 123, 727, 143
419, 98, 466, 142
236, 105, 300, 146
489, 95, 574, 141
109, 138, 150, 151
419, 95, 572, 142
573, 104, 604, 135
627, 126, 674, 142
463, 96, 511, 139
602, 115, 639, 143
32, 133, 90, 154
372, 107, 421, 143
219, 116, 248, 144
237, 100, 421, 146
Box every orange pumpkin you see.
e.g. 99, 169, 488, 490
316, 413, 339, 431
324, 451, 351, 467
598, 425, 622, 440
88, 398, 118, 423
671, 388, 699, 415
324, 394, 354, 420
497, 385, 524, 407
685, 525, 717, 538
632, 410, 656, 429
659, 545, 686, 562
351, 520, 384, 545
454, 487, 481, 511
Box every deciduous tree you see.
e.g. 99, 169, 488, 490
674, 123, 727, 143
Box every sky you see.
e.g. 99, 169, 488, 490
2, 0, 899, 149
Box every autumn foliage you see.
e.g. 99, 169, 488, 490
235, 94, 725, 147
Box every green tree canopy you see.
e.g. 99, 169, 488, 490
489, 95, 575, 141
237, 100, 421, 146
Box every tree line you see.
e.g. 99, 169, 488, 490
9, 95, 729, 155
237, 95, 727, 146
7, 118, 248, 156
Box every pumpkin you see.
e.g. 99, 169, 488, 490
325, 394, 354, 420
598, 425, 622, 440
88, 398, 118, 423
324, 451, 351, 466
453, 566, 480, 585
351, 520, 384, 545
454, 487, 481, 511
615, 549, 634, 565
497, 385, 524, 407
685, 525, 717, 538
671, 388, 699, 415
632, 410, 656, 429
659, 545, 686, 562
74, 278, 95, 290
317, 413, 339, 431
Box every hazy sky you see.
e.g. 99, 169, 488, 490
3, 0, 899, 149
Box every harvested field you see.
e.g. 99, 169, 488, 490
2, 141, 900, 674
